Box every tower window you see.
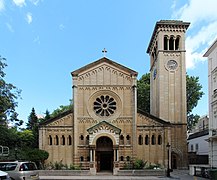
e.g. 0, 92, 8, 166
175, 36, 180, 50
164, 36, 168, 50
169, 36, 174, 50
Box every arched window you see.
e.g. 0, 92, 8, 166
120, 135, 124, 145
175, 36, 180, 50
126, 135, 131, 145
126, 156, 130, 161
169, 36, 174, 50
120, 156, 124, 161
68, 135, 72, 145
80, 156, 84, 162
145, 135, 149, 145
164, 36, 168, 50
80, 135, 84, 145
151, 135, 156, 145
87, 156, 90, 161
158, 135, 162, 145
138, 135, 143, 145
61, 135, 65, 145
48, 135, 52, 145
80, 135, 84, 140
55, 135, 59, 145
86, 135, 89, 145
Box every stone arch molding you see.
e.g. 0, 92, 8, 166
87, 121, 121, 146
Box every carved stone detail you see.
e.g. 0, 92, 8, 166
77, 65, 132, 82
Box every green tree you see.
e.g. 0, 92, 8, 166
137, 73, 204, 130
26, 108, 39, 148
26, 107, 38, 130
137, 73, 150, 113
0, 56, 21, 125
50, 100, 73, 118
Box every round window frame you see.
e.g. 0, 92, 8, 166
87, 90, 122, 122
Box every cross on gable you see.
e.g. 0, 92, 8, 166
102, 48, 107, 57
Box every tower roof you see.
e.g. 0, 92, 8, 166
146, 20, 190, 54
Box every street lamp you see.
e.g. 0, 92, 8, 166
166, 143, 171, 177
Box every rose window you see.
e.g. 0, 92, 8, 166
93, 95, 117, 117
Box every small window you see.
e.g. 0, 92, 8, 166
61, 135, 65, 145
68, 135, 72, 145
196, 144, 199, 151
120, 156, 124, 161
48, 135, 52, 145
86, 135, 89, 145
80, 156, 84, 162
80, 135, 84, 140
191, 144, 194, 152
158, 135, 162, 145
138, 135, 143, 145
151, 135, 156, 145
120, 135, 124, 145
55, 135, 59, 145
126, 156, 130, 161
126, 135, 131, 145
145, 135, 149, 145
87, 156, 90, 161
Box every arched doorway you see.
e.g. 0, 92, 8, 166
171, 153, 177, 169
96, 136, 113, 172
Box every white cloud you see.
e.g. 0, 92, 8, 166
33, 35, 40, 44
172, 0, 217, 69
13, 0, 26, 7
6, 23, 14, 32
0, 0, 5, 12
29, 0, 40, 6
59, 24, 65, 31
26, 12, 32, 24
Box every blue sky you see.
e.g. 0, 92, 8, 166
1, 0, 216, 123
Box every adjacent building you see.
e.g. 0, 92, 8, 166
204, 39, 217, 168
187, 115, 209, 165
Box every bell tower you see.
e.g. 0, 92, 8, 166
147, 20, 190, 124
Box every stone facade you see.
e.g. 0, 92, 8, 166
39, 20, 190, 174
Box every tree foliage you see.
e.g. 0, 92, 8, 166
137, 73, 150, 113
0, 56, 21, 125
50, 100, 73, 118
137, 73, 204, 130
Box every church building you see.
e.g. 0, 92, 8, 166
39, 20, 190, 174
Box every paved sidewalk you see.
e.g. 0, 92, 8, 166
40, 170, 208, 180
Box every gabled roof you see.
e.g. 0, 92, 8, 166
137, 109, 171, 125
71, 57, 138, 77
87, 120, 121, 134
39, 109, 73, 126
